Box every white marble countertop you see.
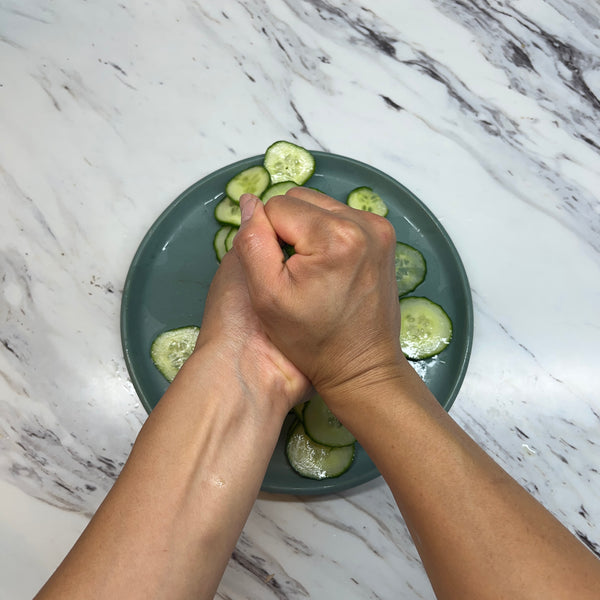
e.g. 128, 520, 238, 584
1, 0, 600, 598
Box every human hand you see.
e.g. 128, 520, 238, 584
194, 250, 310, 415
233, 188, 406, 411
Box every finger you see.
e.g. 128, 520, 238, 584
199, 251, 242, 332
215, 249, 244, 289
233, 194, 288, 299
284, 186, 348, 213
207, 247, 245, 297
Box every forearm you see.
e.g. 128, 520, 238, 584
327, 364, 600, 600
36, 347, 288, 600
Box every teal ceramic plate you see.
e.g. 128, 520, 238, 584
121, 151, 473, 495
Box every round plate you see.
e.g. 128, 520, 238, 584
121, 151, 473, 495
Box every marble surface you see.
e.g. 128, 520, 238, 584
1, 0, 600, 597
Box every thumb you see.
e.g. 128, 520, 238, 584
233, 194, 287, 302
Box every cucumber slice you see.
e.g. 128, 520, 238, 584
214, 196, 242, 226
400, 297, 453, 360
264, 141, 315, 185
303, 394, 355, 447
261, 180, 297, 203
225, 226, 238, 252
395, 242, 427, 296
346, 186, 388, 216
213, 225, 233, 262
286, 421, 355, 480
150, 326, 200, 382
225, 165, 270, 203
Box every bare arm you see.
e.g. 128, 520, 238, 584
336, 369, 600, 599
35, 252, 309, 600
234, 188, 600, 600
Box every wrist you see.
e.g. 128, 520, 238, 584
186, 341, 293, 423
319, 357, 431, 431
137, 344, 290, 501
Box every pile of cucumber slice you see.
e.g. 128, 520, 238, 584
150, 141, 455, 482
286, 394, 356, 480
213, 141, 315, 261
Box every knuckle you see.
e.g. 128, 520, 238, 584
376, 216, 397, 247
263, 193, 287, 214
360, 211, 397, 248
328, 219, 368, 253
285, 186, 304, 197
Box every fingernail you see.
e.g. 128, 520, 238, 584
240, 194, 257, 224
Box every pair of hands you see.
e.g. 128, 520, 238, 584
196, 187, 405, 419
